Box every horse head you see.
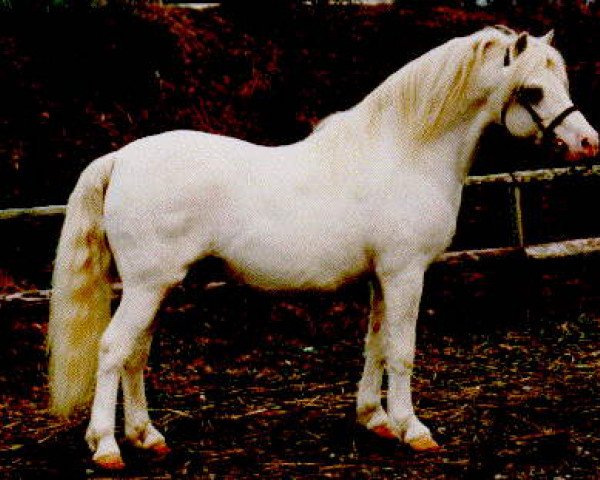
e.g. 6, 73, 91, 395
482, 27, 598, 161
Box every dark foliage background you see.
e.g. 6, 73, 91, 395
0, 2, 598, 208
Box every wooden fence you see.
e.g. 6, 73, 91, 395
1, 163, 599, 304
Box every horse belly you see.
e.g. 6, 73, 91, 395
216, 214, 370, 291
223, 248, 369, 291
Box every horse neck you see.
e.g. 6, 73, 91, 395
354, 56, 493, 195
306, 97, 491, 214
305, 39, 494, 202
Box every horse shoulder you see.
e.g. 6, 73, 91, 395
365, 172, 459, 267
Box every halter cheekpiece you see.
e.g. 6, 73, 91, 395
501, 90, 578, 143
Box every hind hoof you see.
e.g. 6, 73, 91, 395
408, 435, 440, 452
94, 453, 126, 470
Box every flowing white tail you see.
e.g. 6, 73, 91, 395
48, 153, 115, 416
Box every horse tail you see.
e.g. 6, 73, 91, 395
48, 153, 116, 417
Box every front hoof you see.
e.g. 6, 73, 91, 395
407, 435, 440, 452
93, 453, 126, 470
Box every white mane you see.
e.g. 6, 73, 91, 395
383, 37, 487, 139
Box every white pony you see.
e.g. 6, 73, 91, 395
48, 26, 598, 469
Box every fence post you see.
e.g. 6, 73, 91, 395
510, 180, 525, 247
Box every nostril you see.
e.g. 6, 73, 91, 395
553, 138, 567, 153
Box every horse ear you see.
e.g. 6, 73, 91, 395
514, 32, 528, 56
540, 29, 554, 45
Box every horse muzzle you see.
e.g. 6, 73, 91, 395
502, 92, 599, 162
553, 125, 599, 162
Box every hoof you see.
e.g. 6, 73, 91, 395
148, 441, 171, 458
94, 453, 126, 470
408, 435, 440, 452
371, 425, 397, 440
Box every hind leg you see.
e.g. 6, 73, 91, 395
86, 284, 169, 470
122, 333, 170, 457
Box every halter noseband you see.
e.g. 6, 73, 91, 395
501, 88, 579, 143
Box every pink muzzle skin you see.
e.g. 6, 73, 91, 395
559, 128, 599, 162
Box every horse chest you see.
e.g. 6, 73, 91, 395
369, 185, 460, 261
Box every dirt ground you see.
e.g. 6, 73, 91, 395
1, 256, 599, 479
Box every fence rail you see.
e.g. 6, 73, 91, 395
438, 236, 600, 263
1, 163, 599, 305
2, 235, 599, 305
464, 162, 600, 186
0, 205, 66, 221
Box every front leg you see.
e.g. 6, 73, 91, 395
378, 264, 439, 451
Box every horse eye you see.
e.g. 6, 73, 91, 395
517, 86, 544, 105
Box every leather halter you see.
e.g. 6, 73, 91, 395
501, 88, 579, 143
